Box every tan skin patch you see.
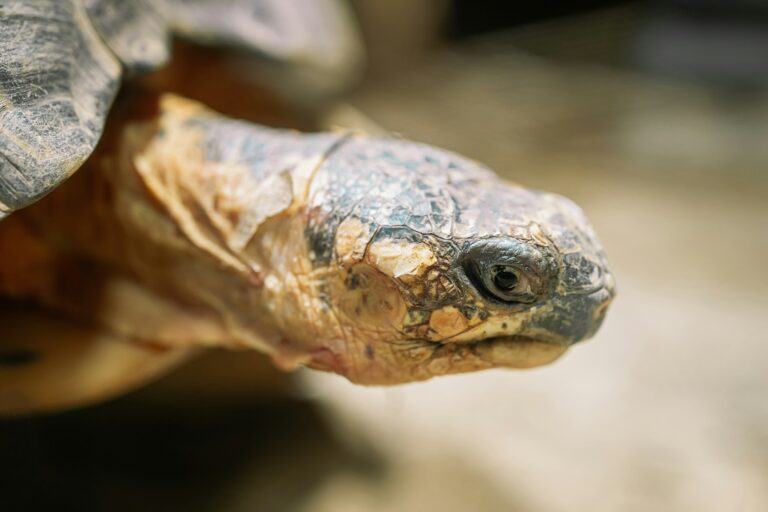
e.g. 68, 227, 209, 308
336, 264, 406, 328
444, 315, 527, 343
428, 305, 470, 340
366, 240, 436, 279
474, 340, 567, 368
334, 217, 372, 266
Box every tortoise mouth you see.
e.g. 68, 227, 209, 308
410, 334, 568, 370
471, 333, 566, 345
471, 335, 569, 368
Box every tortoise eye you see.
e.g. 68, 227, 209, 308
460, 239, 549, 304
492, 267, 519, 292
480, 265, 533, 303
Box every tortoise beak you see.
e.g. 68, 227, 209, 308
527, 274, 615, 345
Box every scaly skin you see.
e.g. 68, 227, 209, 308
0, 95, 615, 385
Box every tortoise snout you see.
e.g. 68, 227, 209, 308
528, 282, 615, 345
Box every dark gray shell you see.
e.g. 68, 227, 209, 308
0, 0, 361, 218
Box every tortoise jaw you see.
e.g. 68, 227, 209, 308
417, 334, 569, 373
310, 334, 569, 385
471, 335, 569, 368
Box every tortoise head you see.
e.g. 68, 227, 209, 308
298, 137, 615, 384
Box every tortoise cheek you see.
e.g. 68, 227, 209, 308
335, 263, 406, 329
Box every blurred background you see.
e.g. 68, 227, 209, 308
3, 0, 768, 510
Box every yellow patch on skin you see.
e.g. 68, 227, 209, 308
475, 340, 567, 368
428, 305, 470, 340
366, 240, 436, 279
442, 312, 533, 343
335, 217, 372, 266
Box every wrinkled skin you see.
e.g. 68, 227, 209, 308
299, 140, 615, 383
0, 96, 615, 384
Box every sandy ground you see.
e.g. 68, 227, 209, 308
2, 23, 767, 512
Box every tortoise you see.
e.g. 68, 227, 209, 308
0, 0, 615, 414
